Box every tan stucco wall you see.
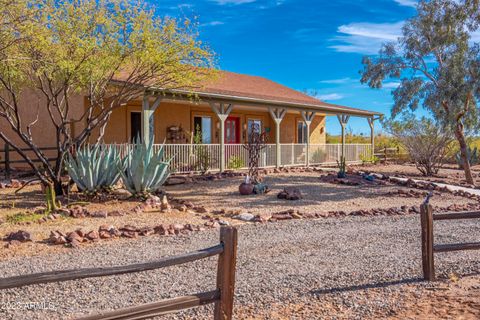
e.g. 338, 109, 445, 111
96, 100, 326, 145
0, 88, 86, 164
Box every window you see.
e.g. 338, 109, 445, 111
297, 121, 308, 144
193, 116, 212, 143
247, 119, 262, 142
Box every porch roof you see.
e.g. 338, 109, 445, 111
114, 70, 383, 118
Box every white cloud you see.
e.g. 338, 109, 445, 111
471, 30, 480, 43
382, 82, 400, 89
319, 77, 355, 84
212, 0, 256, 4
316, 93, 344, 101
394, 0, 417, 7
201, 21, 225, 27
329, 21, 404, 54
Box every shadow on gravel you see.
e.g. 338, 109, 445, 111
309, 277, 423, 295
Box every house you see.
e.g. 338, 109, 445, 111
0, 70, 381, 173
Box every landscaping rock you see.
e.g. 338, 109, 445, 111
10, 179, 22, 188
277, 187, 303, 200
4, 230, 32, 242
90, 211, 108, 218
49, 231, 68, 245
107, 210, 125, 217
233, 212, 255, 222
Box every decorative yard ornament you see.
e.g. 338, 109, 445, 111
360, 0, 480, 185
239, 123, 269, 195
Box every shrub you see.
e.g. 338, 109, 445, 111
228, 156, 244, 170
384, 116, 452, 176
311, 148, 326, 164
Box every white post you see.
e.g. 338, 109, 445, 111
210, 102, 233, 172
141, 94, 162, 145
337, 114, 350, 160
301, 111, 315, 167
368, 117, 375, 158
269, 107, 287, 168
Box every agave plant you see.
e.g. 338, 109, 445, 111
66, 144, 124, 194
119, 139, 171, 197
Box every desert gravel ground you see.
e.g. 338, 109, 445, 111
166, 172, 476, 214
1, 214, 479, 319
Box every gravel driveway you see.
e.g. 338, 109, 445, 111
1, 215, 479, 319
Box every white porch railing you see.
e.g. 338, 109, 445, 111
111, 143, 371, 173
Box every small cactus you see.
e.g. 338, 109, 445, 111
337, 156, 347, 178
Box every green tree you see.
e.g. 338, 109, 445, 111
0, 0, 214, 194
360, 0, 480, 184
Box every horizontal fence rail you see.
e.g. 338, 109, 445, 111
0, 226, 238, 320
420, 201, 480, 281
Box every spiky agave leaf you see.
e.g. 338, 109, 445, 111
66, 144, 123, 193
119, 138, 171, 197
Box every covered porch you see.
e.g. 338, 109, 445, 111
126, 92, 380, 173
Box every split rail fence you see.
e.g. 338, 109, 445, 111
420, 201, 480, 281
0, 226, 238, 320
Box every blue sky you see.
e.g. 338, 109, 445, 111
153, 0, 422, 135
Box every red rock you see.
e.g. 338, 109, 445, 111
154, 224, 168, 235
49, 231, 68, 245
194, 206, 208, 213
107, 210, 125, 217
90, 211, 108, 218
85, 230, 99, 241
121, 231, 138, 238
70, 239, 81, 248
172, 224, 184, 231
120, 225, 138, 232
67, 231, 84, 243
271, 213, 293, 220
139, 227, 154, 236
4, 230, 32, 242
99, 231, 111, 239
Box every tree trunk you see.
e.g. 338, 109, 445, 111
454, 124, 474, 185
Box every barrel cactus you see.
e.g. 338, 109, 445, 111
119, 139, 171, 197
66, 144, 124, 194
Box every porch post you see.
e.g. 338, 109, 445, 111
269, 107, 287, 168
141, 93, 162, 145
368, 117, 375, 158
301, 111, 316, 167
210, 102, 233, 172
337, 114, 350, 159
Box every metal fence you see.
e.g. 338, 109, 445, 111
112, 143, 371, 173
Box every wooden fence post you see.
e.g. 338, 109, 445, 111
4, 142, 10, 180
214, 226, 238, 320
420, 203, 435, 280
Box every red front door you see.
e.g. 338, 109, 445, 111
225, 116, 240, 144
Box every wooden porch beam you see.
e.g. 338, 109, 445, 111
269, 107, 287, 168
337, 114, 350, 159
141, 95, 162, 145
301, 111, 316, 167
210, 102, 233, 172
